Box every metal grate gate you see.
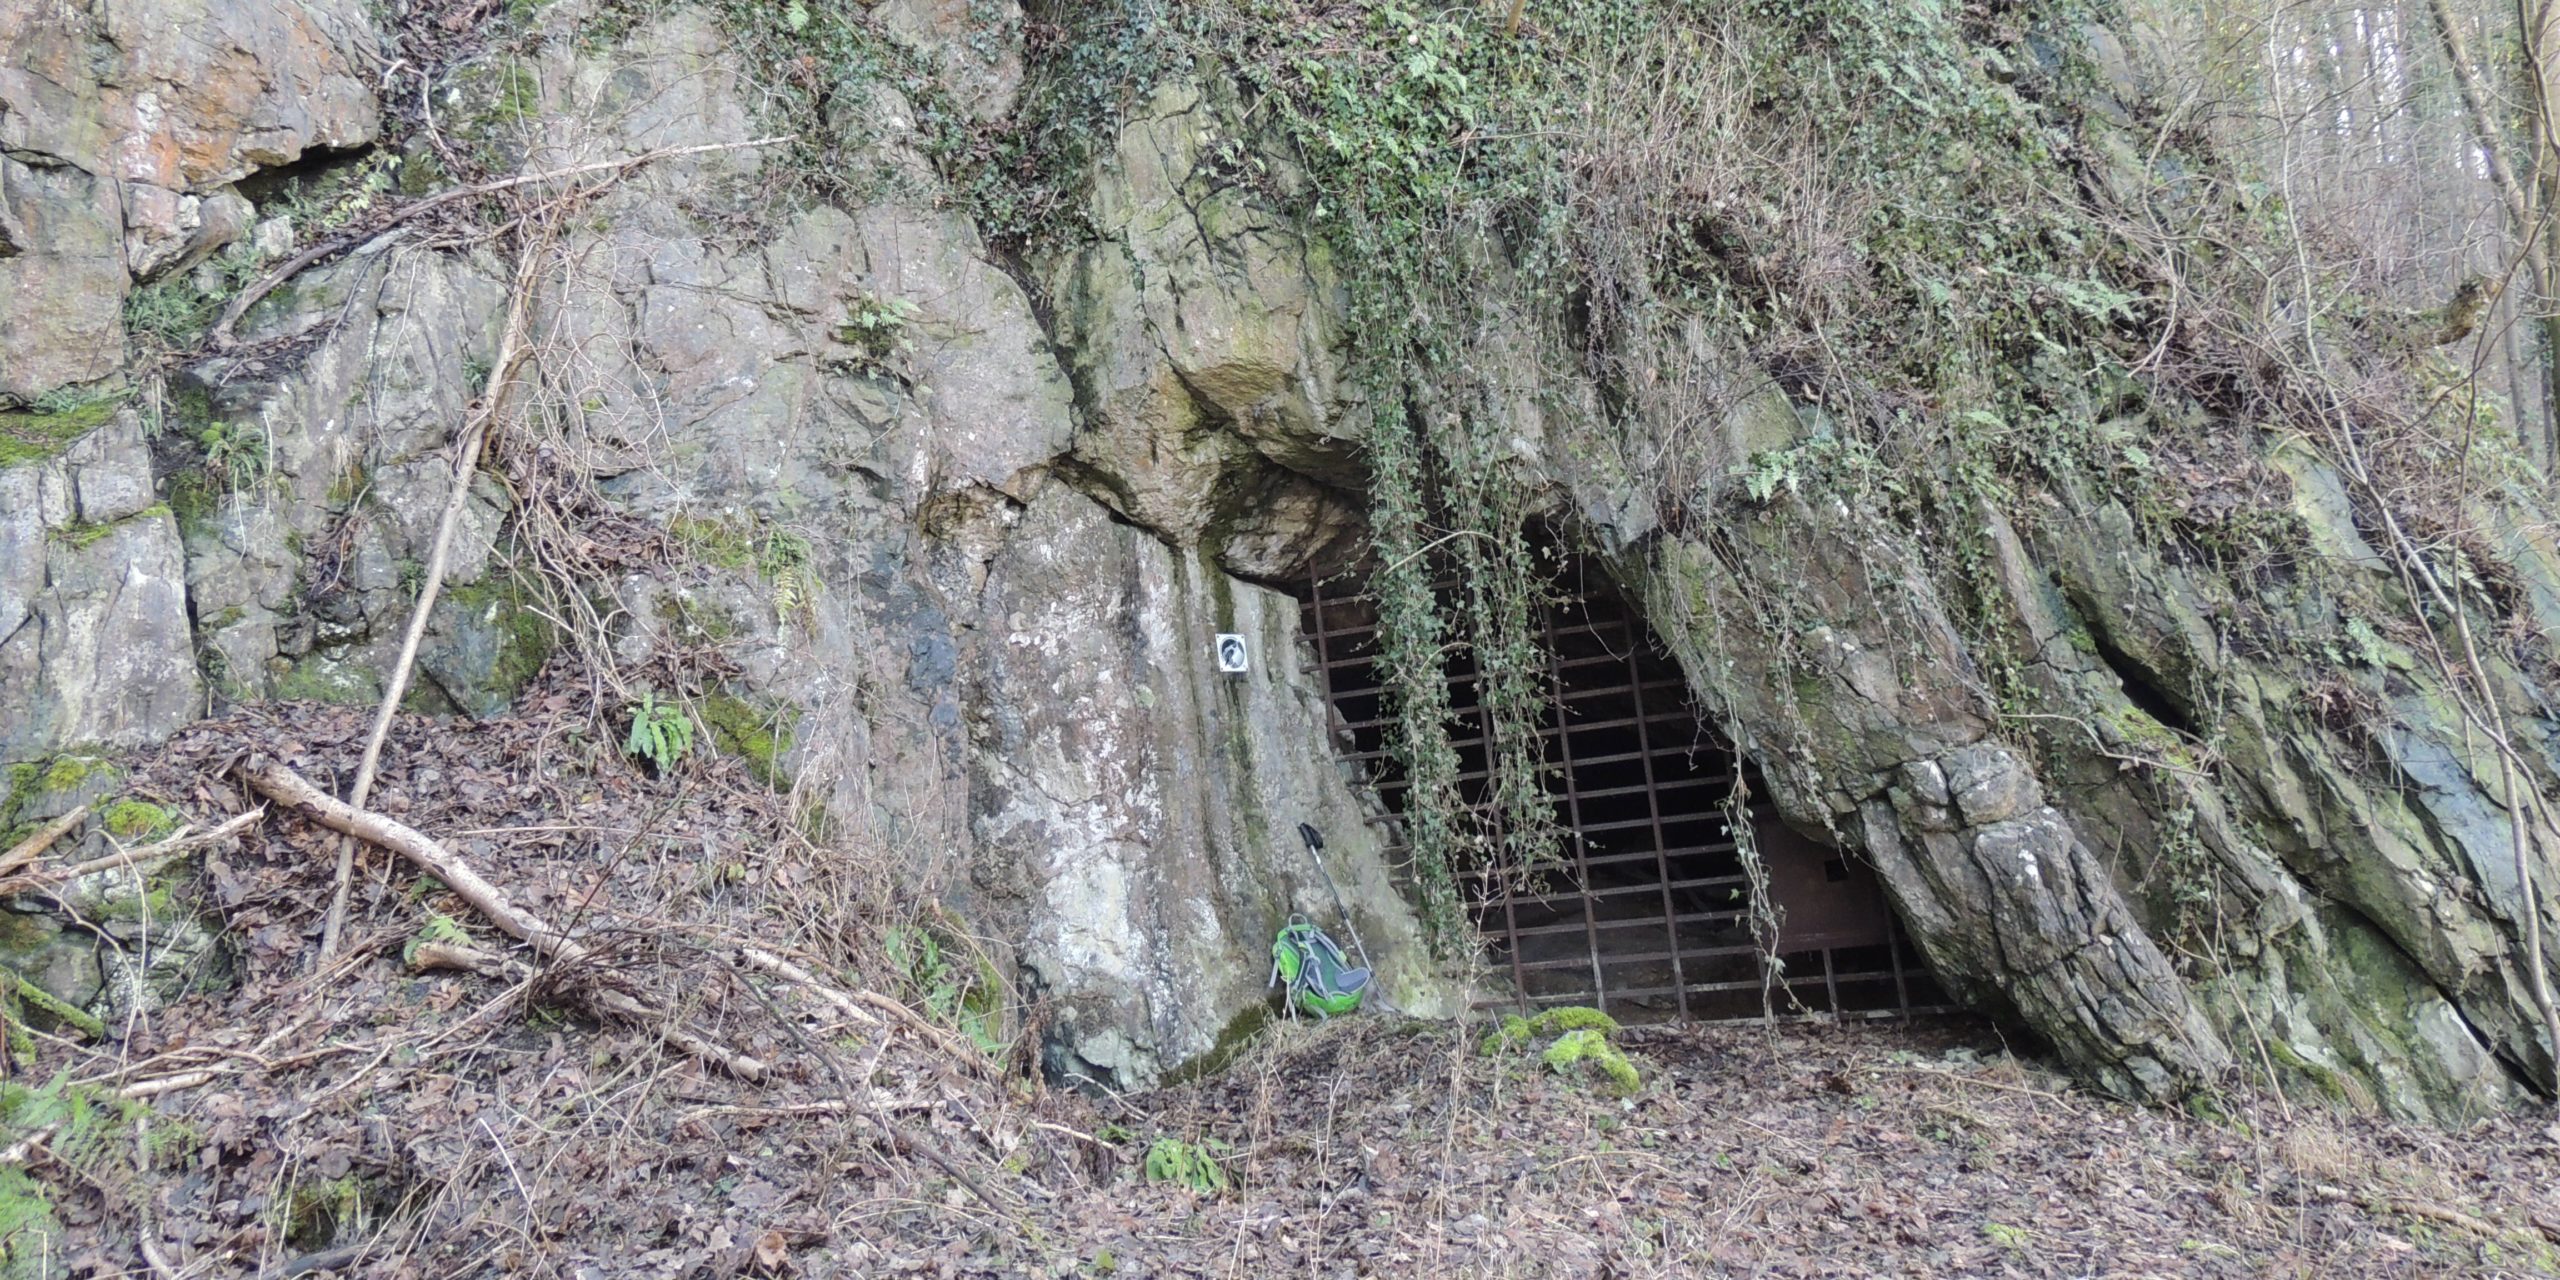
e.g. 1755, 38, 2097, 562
1300, 559, 1944, 1022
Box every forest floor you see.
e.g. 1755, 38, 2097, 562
6, 696, 2558, 1278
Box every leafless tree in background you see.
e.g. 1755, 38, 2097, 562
2144, 0, 2560, 463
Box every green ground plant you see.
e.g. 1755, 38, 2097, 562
0, 1070, 195, 1272
622, 690, 696, 773
401, 913, 473, 966
1141, 1136, 1233, 1195
885, 924, 1005, 1056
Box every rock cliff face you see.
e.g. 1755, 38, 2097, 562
1, 0, 2555, 1114
2, 0, 1447, 1089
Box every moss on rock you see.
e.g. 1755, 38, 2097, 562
700, 693, 796, 787
1482, 1005, 1622, 1055
275, 655, 382, 706
1481, 1006, 1639, 1094
100, 799, 175, 842
428, 578, 558, 715
1542, 1027, 1641, 1097
0, 398, 120, 470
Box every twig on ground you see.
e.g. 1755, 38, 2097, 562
852, 988, 998, 1074
135, 1233, 180, 1280
279, 1244, 374, 1278
0, 807, 263, 899
409, 940, 518, 978
724, 952, 1014, 1214
0, 804, 90, 876
737, 945, 884, 1028
2389, 1197, 2504, 1238
244, 756, 770, 1080
254, 756, 576, 955
118, 1070, 218, 1100
1874, 1063, 2074, 1102
734, 942, 996, 1074
0, 1125, 58, 1166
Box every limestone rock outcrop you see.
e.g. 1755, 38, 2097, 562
0, 0, 2552, 1116
0, 409, 200, 761
1, 0, 379, 401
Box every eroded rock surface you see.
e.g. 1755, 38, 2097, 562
1, 0, 2552, 1115
0, 409, 199, 760
0, 0, 378, 400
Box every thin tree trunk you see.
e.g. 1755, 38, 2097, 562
316, 232, 544, 961
2427, 0, 2560, 463
2521, 0, 2560, 465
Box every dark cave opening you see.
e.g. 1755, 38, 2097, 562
1295, 551, 1946, 1022
231, 143, 381, 211
2083, 623, 2199, 739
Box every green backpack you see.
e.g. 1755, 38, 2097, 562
1270, 915, 1370, 1019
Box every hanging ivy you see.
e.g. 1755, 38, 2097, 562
979, 0, 2148, 951
1219, 6, 1582, 951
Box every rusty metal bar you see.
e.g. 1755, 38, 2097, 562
1539, 597, 1614, 1016
1465, 643, 1535, 1010
1295, 550, 1923, 1026
1617, 598, 1694, 1022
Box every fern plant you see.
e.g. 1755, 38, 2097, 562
1142, 1137, 1233, 1195
884, 925, 1005, 1055
401, 913, 472, 966
622, 691, 695, 773
834, 293, 918, 372
757, 527, 820, 624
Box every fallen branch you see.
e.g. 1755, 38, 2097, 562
244, 756, 768, 1080
253, 757, 577, 955
0, 1125, 59, 1167
8, 973, 104, 1040
1874, 1064, 2074, 1102
0, 804, 90, 877
118, 1070, 217, 1100
208, 135, 791, 348
851, 989, 1000, 1075
726, 958, 1013, 1214
2389, 1197, 2504, 1239
409, 940, 517, 978
319, 224, 545, 963
737, 945, 884, 1028
0, 807, 263, 899
736, 944, 999, 1074
406, 941, 754, 1072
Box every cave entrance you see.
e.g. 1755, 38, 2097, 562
1298, 555, 1945, 1022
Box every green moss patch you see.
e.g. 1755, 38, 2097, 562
50, 503, 171, 550
100, 799, 176, 843
699, 693, 797, 788
1542, 1028, 1641, 1097
1480, 1005, 1621, 1055
668, 514, 759, 571
275, 656, 382, 707
7, 973, 104, 1041
434, 578, 559, 708
1482, 1006, 1640, 1096
1484, 1003, 1638, 1095
0, 399, 118, 470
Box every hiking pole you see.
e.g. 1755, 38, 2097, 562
1295, 822, 1374, 973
